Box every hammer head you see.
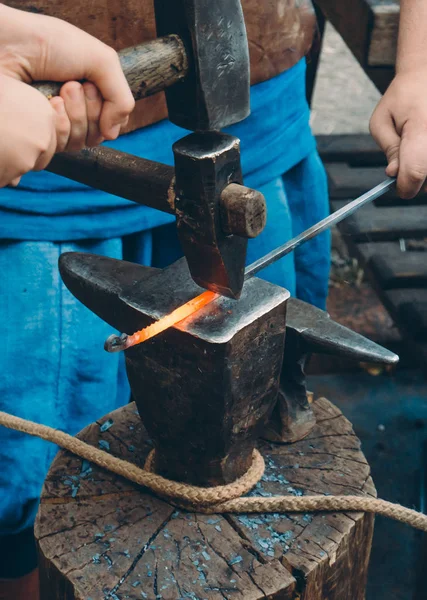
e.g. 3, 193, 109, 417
173, 132, 248, 298
154, 0, 250, 131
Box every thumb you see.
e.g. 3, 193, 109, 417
8, 177, 21, 187
370, 106, 401, 177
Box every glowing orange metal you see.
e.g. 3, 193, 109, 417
124, 290, 218, 349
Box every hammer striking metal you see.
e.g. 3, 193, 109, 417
31, 0, 254, 299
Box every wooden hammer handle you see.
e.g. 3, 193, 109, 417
47, 147, 266, 238
33, 34, 189, 101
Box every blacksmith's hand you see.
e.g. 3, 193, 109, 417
370, 0, 427, 200
0, 73, 76, 188
370, 73, 427, 199
0, 4, 134, 148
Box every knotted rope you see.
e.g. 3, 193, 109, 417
1, 410, 427, 532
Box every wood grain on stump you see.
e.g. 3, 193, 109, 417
35, 398, 376, 600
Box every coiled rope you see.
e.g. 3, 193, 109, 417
1, 410, 427, 532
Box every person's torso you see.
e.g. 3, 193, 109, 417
5, 0, 316, 132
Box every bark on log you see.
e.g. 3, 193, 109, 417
36, 398, 376, 599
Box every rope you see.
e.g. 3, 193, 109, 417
1, 410, 427, 532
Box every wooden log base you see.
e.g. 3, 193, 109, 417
36, 398, 376, 600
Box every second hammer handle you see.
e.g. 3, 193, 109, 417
33, 34, 189, 101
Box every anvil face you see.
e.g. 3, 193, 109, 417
59, 254, 289, 486
124, 258, 290, 343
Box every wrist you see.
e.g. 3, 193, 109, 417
396, 57, 427, 77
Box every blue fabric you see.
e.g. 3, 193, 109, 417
0, 58, 330, 540
0, 59, 315, 240
0, 155, 329, 537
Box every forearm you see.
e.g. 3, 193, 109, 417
396, 0, 427, 73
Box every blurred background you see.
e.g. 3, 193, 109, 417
307, 7, 427, 599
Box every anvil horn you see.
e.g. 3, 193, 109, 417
264, 297, 399, 445
59, 253, 159, 334
286, 297, 399, 365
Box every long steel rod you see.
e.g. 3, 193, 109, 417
244, 177, 396, 280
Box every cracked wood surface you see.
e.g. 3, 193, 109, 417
36, 398, 375, 599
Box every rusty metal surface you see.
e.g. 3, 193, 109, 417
155, 0, 250, 131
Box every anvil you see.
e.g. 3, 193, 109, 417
59, 253, 398, 487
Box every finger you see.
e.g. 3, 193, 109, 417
27, 21, 134, 139
33, 122, 57, 172
397, 122, 427, 199
8, 177, 21, 187
60, 81, 88, 151
85, 47, 135, 139
83, 82, 104, 147
50, 96, 71, 153
370, 105, 401, 176
386, 161, 399, 178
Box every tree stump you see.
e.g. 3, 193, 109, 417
35, 398, 376, 600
